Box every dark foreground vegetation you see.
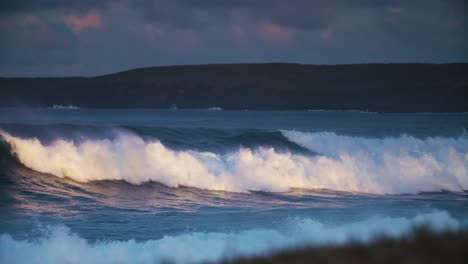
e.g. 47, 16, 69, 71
223, 229, 468, 264
1, 63, 467, 112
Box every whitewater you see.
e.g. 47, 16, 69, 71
1, 130, 467, 194
1, 211, 459, 264
1, 109, 468, 263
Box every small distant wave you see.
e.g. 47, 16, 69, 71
49, 105, 79, 110
306, 109, 377, 114
1, 129, 467, 194
0, 210, 459, 264
206, 107, 222, 111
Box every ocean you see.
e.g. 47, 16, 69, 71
0, 108, 467, 263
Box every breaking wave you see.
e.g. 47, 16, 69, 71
0, 210, 459, 264
1, 130, 467, 194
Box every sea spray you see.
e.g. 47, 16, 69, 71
1, 130, 467, 194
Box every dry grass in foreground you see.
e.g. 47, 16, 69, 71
222, 228, 468, 264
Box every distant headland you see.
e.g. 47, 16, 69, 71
1, 63, 467, 112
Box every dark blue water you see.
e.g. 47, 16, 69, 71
1, 109, 468, 263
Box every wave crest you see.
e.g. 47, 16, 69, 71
1, 130, 467, 194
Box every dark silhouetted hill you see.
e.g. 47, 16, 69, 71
1, 63, 467, 112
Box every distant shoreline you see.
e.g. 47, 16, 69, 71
2, 107, 468, 114
1, 63, 467, 112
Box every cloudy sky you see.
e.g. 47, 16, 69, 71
0, 0, 467, 76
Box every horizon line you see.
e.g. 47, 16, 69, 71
1, 61, 467, 79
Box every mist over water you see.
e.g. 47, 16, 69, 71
1, 109, 468, 263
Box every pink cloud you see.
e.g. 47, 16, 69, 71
175, 29, 199, 47
17, 15, 53, 44
448, 19, 463, 31
13, 63, 85, 77
320, 27, 333, 41
231, 25, 250, 46
385, 7, 402, 15
144, 23, 165, 41
0, 18, 9, 31
257, 22, 294, 45
62, 63, 85, 76
157, 27, 199, 50
35, 28, 54, 44
64, 10, 102, 34
22, 15, 42, 25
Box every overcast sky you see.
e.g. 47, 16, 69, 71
1, 0, 467, 76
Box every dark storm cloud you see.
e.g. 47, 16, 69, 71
130, 0, 220, 29
131, 0, 392, 30
128, 0, 338, 32
0, 0, 109, 13
0, 0, 467, 76
179, 0, 397, 8
2, 1, 464, 31
0, 0, 403, 29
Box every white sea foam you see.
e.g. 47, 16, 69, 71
0, 210, 459, 264
49, 105, 79, 110
1, 130, 467, 194
206, 107, 222, 110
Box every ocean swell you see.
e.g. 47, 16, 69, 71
1, 130, 467, 194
